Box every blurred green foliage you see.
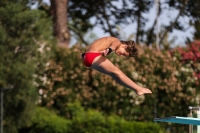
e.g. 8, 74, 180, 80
0, 3, 54, 132
23, 107, 71, 133
21, 102, 162, 133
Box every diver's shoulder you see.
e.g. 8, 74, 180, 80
99, 36, 119, 41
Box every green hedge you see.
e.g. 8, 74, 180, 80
67, 102, 162, 133
28, 107, 71, 133
71, 114, 162, 133
23, 103, 163, 133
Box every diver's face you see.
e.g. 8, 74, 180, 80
115, 44, 129, 56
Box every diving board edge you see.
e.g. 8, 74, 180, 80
154, 116, 200, 125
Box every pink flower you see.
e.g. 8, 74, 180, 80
195, 73, 200, 79
195, 52, 200, 58
182, 52, 194, 60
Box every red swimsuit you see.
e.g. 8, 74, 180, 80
82, 48, 113, 67
82, 52, 101, 67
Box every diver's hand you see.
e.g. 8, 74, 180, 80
100, 48, 109, 56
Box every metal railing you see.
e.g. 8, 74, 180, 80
188, 106, 200, 133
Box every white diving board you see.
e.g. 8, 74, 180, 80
154, 116, 200, 125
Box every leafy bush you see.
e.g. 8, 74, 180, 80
23, 103, 163, 133
171, 40, 200, 85
20, 107, 71, 133
72, 100, 163, 133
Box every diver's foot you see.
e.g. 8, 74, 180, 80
137, 88, 152, 96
